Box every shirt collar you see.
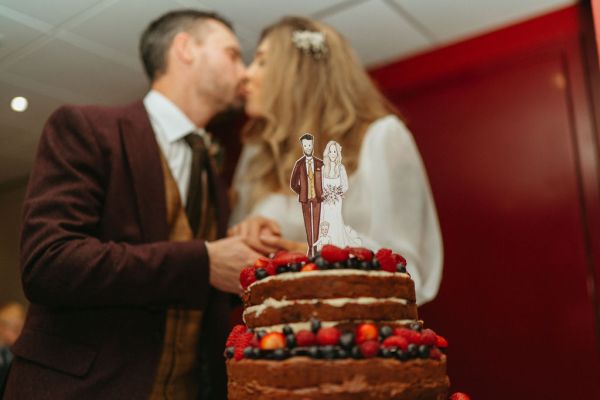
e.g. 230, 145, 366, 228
143, 90, 206, 143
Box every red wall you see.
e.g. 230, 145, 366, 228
371, 5, 600, 399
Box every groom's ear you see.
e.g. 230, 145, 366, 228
171, 31, 196, 66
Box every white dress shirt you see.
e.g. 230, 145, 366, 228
230, 115, 443, 305
143, 90, 207, 206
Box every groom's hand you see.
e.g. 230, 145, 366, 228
228, 216, 281, 254
206, 237, 262, 294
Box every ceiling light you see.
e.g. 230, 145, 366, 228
10, 96, 28, 112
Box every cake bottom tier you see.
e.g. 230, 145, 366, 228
227, 357, 449, 400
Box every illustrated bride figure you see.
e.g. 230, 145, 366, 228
320, 140, 362, 248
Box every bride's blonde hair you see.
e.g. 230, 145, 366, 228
323, 140, 342, 178
242, 16, 397, 205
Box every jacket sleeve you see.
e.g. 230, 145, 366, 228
19, 105, 210, 309
290, 160, 301, 195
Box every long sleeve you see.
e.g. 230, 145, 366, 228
340, 165, 349, 193
19, 106, 209, 308
350, 116, 443, 305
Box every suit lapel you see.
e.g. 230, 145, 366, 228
119, 101, 168, 242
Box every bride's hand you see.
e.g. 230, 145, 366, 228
259, 234, 308, 254
228, 216, 282, 255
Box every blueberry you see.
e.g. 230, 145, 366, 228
381, 348, 394, 358
359, 261, 370, 270
252, 348, 262, 359
224, 346, 234, 358
292, 347, 309, 356
418, 345, 430, 359
320, 345, 336, 359
347, 258, 359, 268
351, 346, 362, 359
337, 347, 348, 358
407, 344, 418, 358
379, 326, 393, 339
310, 318, 321, 333
409, 322, 422, 332
256, 329, 267, 340
282, 325, 294, 336
289, 263, 302, 272
396, 264, 407, 273
370, 260, 380, 270
308, 346, 321, 359
273, 348, 289, 360
396, 349, 409, 361
333, 262, 343, 269
315, 257, 328, 269
286, 334, 296, 348
255, 268, 268, 280
243, 347, 254, 359
276, 265, 288, 274
340, 332, 355, 350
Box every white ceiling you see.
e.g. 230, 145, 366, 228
0, 0, 576, 185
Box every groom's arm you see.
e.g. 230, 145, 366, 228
290, 159, 301, 195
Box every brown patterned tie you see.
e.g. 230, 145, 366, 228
184, 133, 208, 237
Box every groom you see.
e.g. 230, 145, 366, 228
290, 133, 323, 256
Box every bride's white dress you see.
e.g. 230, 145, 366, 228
320, 166, 361, 248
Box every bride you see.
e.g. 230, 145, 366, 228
319, 140, 361, 248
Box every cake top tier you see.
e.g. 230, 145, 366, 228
239, 245, 409, 290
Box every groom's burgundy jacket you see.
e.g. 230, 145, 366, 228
4, 101, 229, 399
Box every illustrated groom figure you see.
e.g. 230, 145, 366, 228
291, 133, 323, 256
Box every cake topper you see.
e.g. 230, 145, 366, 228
290, 134, 361, 256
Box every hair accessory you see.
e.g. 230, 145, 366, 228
292, 30, 328, 60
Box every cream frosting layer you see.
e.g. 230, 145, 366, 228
253, 319, 419, 332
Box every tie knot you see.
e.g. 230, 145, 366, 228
184, 133, 206, 151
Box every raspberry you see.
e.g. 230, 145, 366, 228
226, 325, 247, 347
449, 393, 471, 400
240, 267, 257, 290
295, 330, 316, 347
321, 245, 350, 263
316, 327, 341, 346
429, 347, 443, 360
436, 335, 448, 348
273, 252, 309, 267
234, 332, 254, 360
394, 328, 422, 345
393, 253, 407, 267
382, 335, 408, 350
356, 323, 378, 344
359, 340, 380, 358
347, 247, 374, 261
301, 263, 318, 272
420, 329, 437, 346
260, 332, 286, 350
376, 248, 396, 272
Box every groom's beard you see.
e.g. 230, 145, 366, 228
304, 149, 313, 156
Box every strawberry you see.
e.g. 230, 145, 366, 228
240, 267, 257, 289
273, 252, 308, 267
394, 328, 422, 345
429, 347, 443, 360
347, 247, 374, 261
436, 335, 448, 348
234, 331, 254, 360
320, 245, 349, 263
449, 393, 471, 400
295, 330, 316, 347
393, 253, 407, 267
301, 263, 318, 272
260, 332, 286, 350
420, 329, 437, 346
316, 327, 341, 346
356, 323, 378, 344
376, 248, 396, 272
253, 257, 271, 268
249, 336, 260, 348
382, 335, 408, 350
264, 262, 277, 276
226, 325, 247, 347
359, 340, 380, 358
